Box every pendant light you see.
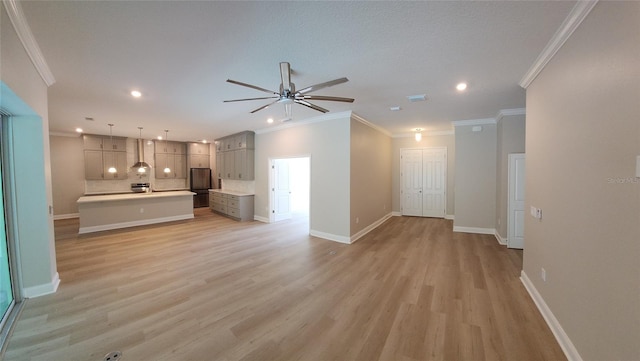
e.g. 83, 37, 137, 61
163, 129, 171, 174
107, 124, 117, 174
132, 127, 151, 173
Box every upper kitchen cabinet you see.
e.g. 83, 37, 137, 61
156, 140, 186, 155
83, 134, 128, 180
214, 131, 255, 180
154, 140, 187, 179
83, 134, 127, 151
188, 142, 210, 168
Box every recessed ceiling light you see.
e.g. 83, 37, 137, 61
157, 136, 163, 140
389, 106, 401, 111
131, 90, 142, 98
456, 82, 468, 91
267, 118, 274, 124
75, 128, 83, 133
201, 139, 207, 144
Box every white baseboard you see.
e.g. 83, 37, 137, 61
350, 213, 392, 244
54, 213, 79, 220
309, 229, 351, 244
253, 215, 269, 223
391, 211, 402, 217
453, 226, 496, 235
445, 214, 455, 220
23, 272, 59, 298
78, 214, 194, 234
494, 231, 507, 245
520, 271, 583, 361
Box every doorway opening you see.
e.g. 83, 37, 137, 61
269, 156, 310, 223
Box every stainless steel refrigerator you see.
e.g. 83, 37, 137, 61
190, 168, 212, 208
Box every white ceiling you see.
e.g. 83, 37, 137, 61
20, 1, 576, 142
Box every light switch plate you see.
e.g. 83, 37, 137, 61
636, 155, 640, 177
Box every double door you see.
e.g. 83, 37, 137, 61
401, 148, 447, 218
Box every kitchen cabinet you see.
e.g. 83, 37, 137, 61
215, 153, 224, 179
154, 140, 187, 179
83, 135, 128, 180
234, 148, 254, 180
155, 140, 185, 155
190, 154, 210, 168
102, 151, 129, 180
223, 151, 235, 179
154, 153, 186, 179
209, 190, 254, 221
83, 134, 127, 151
214, 131, 255, 180
188, 143, 210, 168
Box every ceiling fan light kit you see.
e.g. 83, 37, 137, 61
224, 62, 354, 118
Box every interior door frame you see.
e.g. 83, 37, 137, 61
268, 155, 311, 224
400, 146, 447, 217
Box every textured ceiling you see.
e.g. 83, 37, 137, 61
19, 1, 576, 142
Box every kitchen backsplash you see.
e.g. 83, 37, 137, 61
221, 179, 255, 194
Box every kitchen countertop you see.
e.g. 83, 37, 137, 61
208, 189, 254, 196
78, 190, 195, 204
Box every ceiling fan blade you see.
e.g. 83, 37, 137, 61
294, 99, 329, 113
223, 96, 279, 103
226, 79, 279, 95
250, 99, 279, 114
296, 77, 349, 95
299, 95, 355, 103
280, 62, 292, 92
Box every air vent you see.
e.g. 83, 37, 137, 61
406, 94, 427, 102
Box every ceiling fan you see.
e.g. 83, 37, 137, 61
224, 62, 354, 117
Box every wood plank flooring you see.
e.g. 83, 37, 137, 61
3, 209, 565, 361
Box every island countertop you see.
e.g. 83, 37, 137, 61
208, 189, 254, 196
77, 190, 195, 204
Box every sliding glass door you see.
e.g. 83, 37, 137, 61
0, 119, 15, 331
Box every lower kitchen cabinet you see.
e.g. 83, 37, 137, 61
209, 190, 254, 221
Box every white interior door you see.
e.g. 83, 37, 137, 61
422, 149, 446, 217
272, 159, 292, 222
401, 149, 423, 216
508, 153, 526, 249
401, 148, 446, 217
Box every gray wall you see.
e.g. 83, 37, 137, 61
350, 117, 392, 235
1, 3, 58, 295
255, 114, 351, 239
453, 124, 497, 231
391, 134, 456, 216
524, 2, 639, 359
495, 115, 525, 239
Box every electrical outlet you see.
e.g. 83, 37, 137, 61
541, 267, 546, 282
139, 208, 144, 214
355, 217, 359, 224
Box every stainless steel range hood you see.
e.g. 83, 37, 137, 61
132, 127, 151, 172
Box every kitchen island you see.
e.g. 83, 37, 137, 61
77, 191, 195, 234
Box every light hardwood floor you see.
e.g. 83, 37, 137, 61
4, 209, 565, 361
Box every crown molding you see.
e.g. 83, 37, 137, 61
451, 117, 496, 127
351, 112, 392, 137
392, 130, 454, 138
496, 108, 526, 122
3, 0, 56, 86
519, 1, 598, 89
